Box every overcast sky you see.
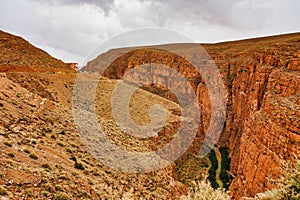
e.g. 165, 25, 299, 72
0, 0, 299, 67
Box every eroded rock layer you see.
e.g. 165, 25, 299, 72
83, 33, 300, 199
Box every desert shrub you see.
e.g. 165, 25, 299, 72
54, 192, 69, 200
74, 162, 84, 170
70, 156, 77, 162
55, 185, 63, 192
41, 190, 49, 197
180, 180, 230, 200
261, 156, 300, 200
65, 148, 72, 154
7, 152, 14, 158
25, 188, 33, 196
0, 186, 7, 195
57, 142, 64, 147
41, 131, 46, 136
76, 190, 91, 198
3, 141, 12, 147
41, 163, 52, 170
29, 152, 38, 160
59, 131, 66, 135
23, 149, 30, 154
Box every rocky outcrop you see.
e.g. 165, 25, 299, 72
0, 30, 76, 72
83, 33, 300, 199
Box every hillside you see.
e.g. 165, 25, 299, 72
0, 30, 76, 73
0, 30, 196, 199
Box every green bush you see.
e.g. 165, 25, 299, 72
207, 147, 232, 190
41, 163, 52, 170
207, 167, 218, 189
219, 147, 232, 190
70, 156, 77, 162
7, 152, 14, 158
220, 147, 230, 171
74, 162, 84, 170
209, 149, 218, 169
29, 152, 38, 160
3, 141, 12, 147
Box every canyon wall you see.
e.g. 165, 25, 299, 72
83, 33, 300, 199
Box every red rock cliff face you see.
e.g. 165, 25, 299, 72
83, 33, 300, 199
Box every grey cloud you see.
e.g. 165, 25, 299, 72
31, 0, 115, 14
0, 0, 299, 67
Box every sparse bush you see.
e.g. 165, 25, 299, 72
3, 141, 12, 147
29, 152, 38, 160
76, 190, 91, 198
180, 180, 230, 200
74, 162, 84, 170
92, 168, 100, 176
84, 170, 89, 175
55, 184, 63, 191
0, 186, 8, 195
57, 142, 64, 147
70, 156, 77, 162
71, 171, 78, 177
41, 178, 49, 184
25, 188, 32, 196
41, 163, 51, 170
65, 148, 72, 154
41, 190, 49, 197
87, 178, 93, 185
59, 131, 66, 135
261, 156, 300, 200
7, 152, 14, 158
45, 183, 55, 193
54, 192, 69, 200
23, 149, 30, 154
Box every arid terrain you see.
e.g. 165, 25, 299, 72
0, 29, 299, 199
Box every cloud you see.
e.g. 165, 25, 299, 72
33, 0, 115, 14
0, 0, 299, 67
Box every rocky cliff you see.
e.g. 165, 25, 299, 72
0, 30, 75, 73
83, 33, 300, 199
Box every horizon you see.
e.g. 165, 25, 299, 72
2, 28, 299, 69
1, 0, 299, 67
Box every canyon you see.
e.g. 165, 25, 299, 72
84, 33, 300, 199
0, 29, 299, 199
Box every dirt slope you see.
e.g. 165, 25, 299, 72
0, 30, 193, 199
